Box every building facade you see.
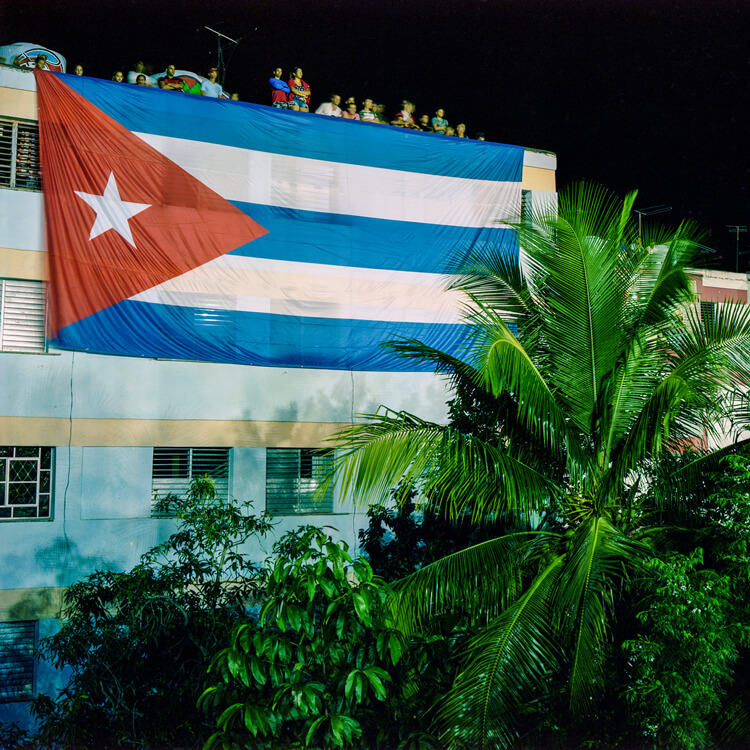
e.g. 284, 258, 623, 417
0, 62, 560, 725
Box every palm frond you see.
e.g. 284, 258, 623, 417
447, 241, 536, 325
647, 438, 750, 514
714, 691, 750, 747
390, 530, 562, 632
457, 304, 576, 463
515, 184, 637, 433
434, 556, 565, 750
555, 516, 648, 716
628, 225, 698, 330
330, 409, 560, 520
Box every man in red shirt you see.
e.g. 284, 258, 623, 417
269, 67, 291, 108
158, 64, 184, 91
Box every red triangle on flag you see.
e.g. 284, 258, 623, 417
34, 70, 268, 334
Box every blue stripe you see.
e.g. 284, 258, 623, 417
58, 74, 524, 183
51, 300, 470, 371
230, 202, 518, 273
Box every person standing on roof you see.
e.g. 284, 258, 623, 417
288, 67, 311, 111
315, 94, 343, 116
200, 68, 223, 97
269, 67, 291, 108
158, 64, 184, 91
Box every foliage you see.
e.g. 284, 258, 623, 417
0, 722, 37, 750
30, 477, 273, 750
359, 490, 509, 583
201, 525, 444, 750
329, 182, 750, 748
622, 549, 747, 749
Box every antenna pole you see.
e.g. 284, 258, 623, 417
726, 225, 748, 273
203, 26, 240, 86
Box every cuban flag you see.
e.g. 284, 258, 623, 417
35, 71, 523, 371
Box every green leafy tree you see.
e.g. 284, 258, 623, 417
201, 526, 444, 750
30, 477, 272, 750
622, 549, 747, 749
329, 182, 750, 748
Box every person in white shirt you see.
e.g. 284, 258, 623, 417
200, 68, 223, 98
315, 94, 343, 117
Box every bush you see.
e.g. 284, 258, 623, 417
201, 526, 443, 750
30, 477, 272, 750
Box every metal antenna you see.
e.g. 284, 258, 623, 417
204, 26, 240, 86
726, 225, 748, 273
634, 205, 671, 244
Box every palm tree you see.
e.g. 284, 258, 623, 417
330, 183, 750, 748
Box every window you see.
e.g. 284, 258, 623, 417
0, 447, 53, 520
266, 448, 334, 515
151, 448, 230, 513
0, 279, 46, 352
700, 300, 716, 330
0, 118, 41, 191
0, 621, 35, 702
521, 189, 532, 223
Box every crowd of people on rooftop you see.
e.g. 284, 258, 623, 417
6, 52, 488, 141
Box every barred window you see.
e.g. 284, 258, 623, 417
0, 119, 41, 191
266, 448, 334, 515
0, 279, 46, 353
0, 621, 36, 702
151, 448, 230, 514
0, 447, 53, 520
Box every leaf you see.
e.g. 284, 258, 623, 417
363, 666, 390, 700
352, 591, 370, 624
306, 571, 316, 602
249, 655, 266, 686
216, 702, 243, 731
319, 577, 338, 598
305, 716, 327, 747
287, 603, 302, 632
388, 633, 403, 665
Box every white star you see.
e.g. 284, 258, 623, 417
75, 172, 151, 248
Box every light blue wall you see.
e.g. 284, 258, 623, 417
0, 349, 450, 424
0, 444, 372, 592
0, 191, 43, 252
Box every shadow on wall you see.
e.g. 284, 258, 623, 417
2, 535, 123, 605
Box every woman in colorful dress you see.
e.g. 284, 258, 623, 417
288, 67, 311, 111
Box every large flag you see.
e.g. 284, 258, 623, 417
35, 71, 523, 371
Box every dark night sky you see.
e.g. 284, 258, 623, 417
4, 0, 749, 269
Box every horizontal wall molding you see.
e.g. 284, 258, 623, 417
521, 166, 556, 192
0, 246, 47, 280
0, 586, 63, 622
0, 416, 347, 447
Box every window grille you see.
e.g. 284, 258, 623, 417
266, 448, 334, 515
151, 448, 230, 514
0, 119, 41, 191
0, 621, 35, 702
0, 279, 47, 352
0, 447, 53, 520
700, 300, 716, 330
521, 189, 531, 223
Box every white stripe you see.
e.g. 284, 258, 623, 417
134, 132, 520, 229
131, 255, 464, 324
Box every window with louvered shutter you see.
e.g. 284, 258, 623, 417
0, 119, 41, 191
0, 279, 46, 353
266, 448, 334, 515
151, 448, 230, 514
0, 621, 35, 702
